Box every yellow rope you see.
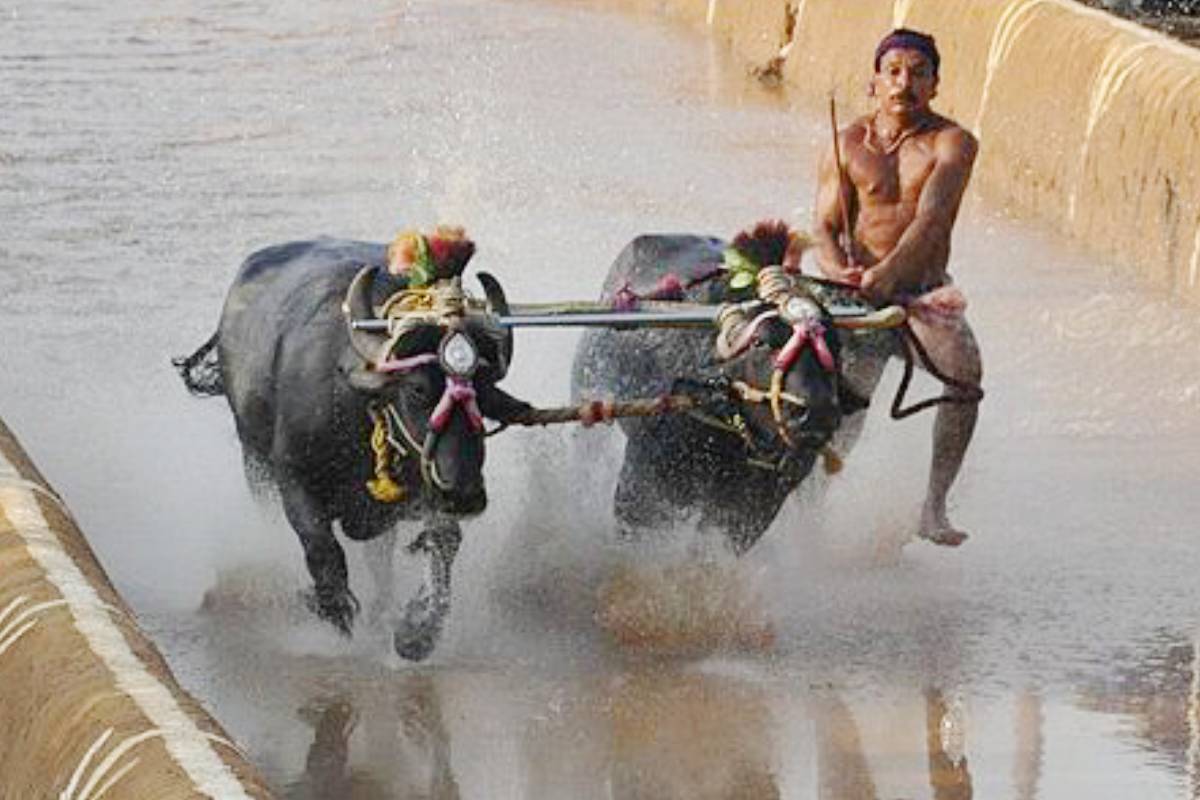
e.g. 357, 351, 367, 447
365, 409, 406, 503
379, 288, 436, 318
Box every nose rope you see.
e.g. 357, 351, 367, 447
731, 372, 809, 450
773, 320, 836, 373
429, 376, 484, 433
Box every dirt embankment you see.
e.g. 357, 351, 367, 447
0, 418, 274, 799
1076, 1, 1200, 45
618, 0, 1200, 303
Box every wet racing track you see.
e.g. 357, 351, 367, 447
5, 1, 1200, 796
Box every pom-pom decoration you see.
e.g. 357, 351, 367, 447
387, 225, 476, 288
723, 219, 812, 289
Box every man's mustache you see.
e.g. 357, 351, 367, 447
889, 91, 917, 103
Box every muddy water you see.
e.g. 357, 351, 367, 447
5, 0, 1200, 797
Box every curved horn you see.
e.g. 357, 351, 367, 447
343, 266, 390, 365
714, 304, 751, 361
476, 271, 514, 377
831, 304, 907, 330
755, 266, 792, 305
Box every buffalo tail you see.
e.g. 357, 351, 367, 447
172, 332, 225, 397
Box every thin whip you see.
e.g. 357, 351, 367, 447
828, 93, 856, 268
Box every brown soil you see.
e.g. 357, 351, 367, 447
1074, 1, 1200, 45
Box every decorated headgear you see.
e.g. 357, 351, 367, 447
874, 28, 939, 76
724, 220, 812, 288
387, 225, 476, 287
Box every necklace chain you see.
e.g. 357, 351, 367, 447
864, 114, 930, 155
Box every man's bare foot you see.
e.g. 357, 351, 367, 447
917, 516, 969, 547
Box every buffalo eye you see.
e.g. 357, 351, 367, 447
405, 371, 439, 404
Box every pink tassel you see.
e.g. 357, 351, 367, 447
430, 376, 483, 433
773, 321, 834, 373
611, 284, 638, 312
652, 273, 684, 300
375, 352, 439, 373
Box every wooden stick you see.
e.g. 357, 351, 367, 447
828, 93, 856, 268
504, 395, 698, 427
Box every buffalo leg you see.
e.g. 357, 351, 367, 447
394, 520, 461, 662
279, 479, 359, 634
612, 436, 677, 540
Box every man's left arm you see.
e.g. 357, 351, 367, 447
862, 126, 978, 299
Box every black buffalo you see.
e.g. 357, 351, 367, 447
176, 237, 529, 660
572, 226, 898, 553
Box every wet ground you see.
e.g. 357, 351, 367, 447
5, 0, 1200, 797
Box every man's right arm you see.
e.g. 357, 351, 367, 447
812, 136, 862, 285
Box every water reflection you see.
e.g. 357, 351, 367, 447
606, 670, 780, 800
287, 695, 386, 800
1078, 629, 1200, 792
924, 689, 973, 800
284, 675, 459, 800
1013, 689, 1043, 800
812, 687, 976, 800
812, 692, 876, 800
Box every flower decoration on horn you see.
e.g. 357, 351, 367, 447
387, 225, 477, 288
723, 219, 811, 292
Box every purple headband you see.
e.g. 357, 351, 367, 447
874, 28, 940, 75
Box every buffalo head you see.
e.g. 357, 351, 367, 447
343, 267, 523, 516
712, 266, 903, 472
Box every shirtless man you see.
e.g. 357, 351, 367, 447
812, 28, 982, 546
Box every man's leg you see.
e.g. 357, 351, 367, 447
909, 316, 982, 546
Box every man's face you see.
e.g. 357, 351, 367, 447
872, 48, 937, 119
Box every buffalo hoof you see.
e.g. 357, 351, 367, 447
302, 586, 360, 636
393, 589, 448, 662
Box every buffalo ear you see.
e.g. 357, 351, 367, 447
339, 349, 393, 394
476, 384, 533, 423
344, 365, 393, 394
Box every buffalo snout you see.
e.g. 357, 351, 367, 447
786, 401, 841, 445
432, 485, 487, 517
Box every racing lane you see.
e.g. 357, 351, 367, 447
4, 0, 1200, 796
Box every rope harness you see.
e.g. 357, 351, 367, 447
367, 403, 414, 503
356, 267, 982, 503
890, 322, 985, 419
358, 283, 493, 503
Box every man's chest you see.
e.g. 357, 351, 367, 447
847, 143, 936, 205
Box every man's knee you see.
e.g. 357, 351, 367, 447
953, 351, 982, 392
913, 323, 981, 388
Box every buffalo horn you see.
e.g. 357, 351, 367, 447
714, 303, 750, 361
477, 271, 514, 377
344, 266, 391, 365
